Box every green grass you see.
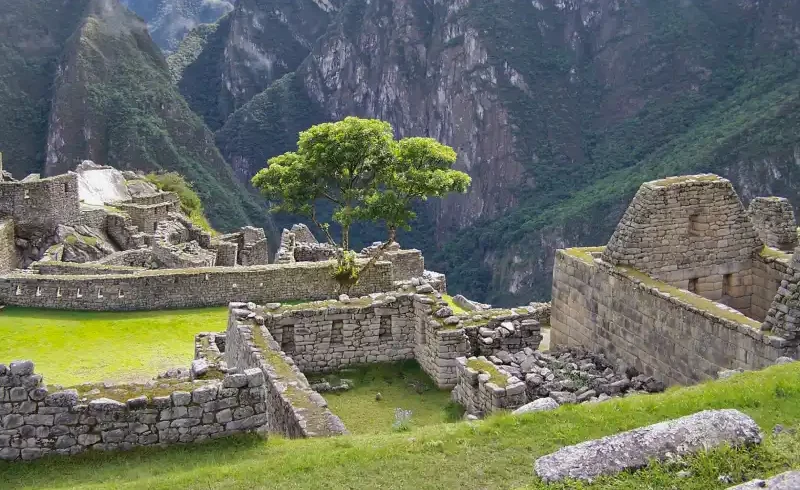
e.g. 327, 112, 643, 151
0, 307, 228, 385
440, 294, 466, 314
307, 361, 461, 434
6, 362, 800, 488
760, 245, 792, 261
465, 358, 508, 387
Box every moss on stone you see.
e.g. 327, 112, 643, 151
649, 175, 723, 186
759, 245, 792, 261
68, 379, 212, 403
466, 359, 508, 387
617, 266, 762, 329
563, 246, 606, 264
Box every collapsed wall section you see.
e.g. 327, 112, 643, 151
225, 305, 347, 437
0, 260, 394, 311
0, 360, 268, 462
551, 249, 794, 385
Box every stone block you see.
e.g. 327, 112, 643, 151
9, 361, 34, 376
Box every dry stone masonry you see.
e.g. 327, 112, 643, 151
553, 174, 800, 386
0, 360, 269, 462
748, 197, 798, 251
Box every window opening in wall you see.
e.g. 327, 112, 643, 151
23, 189, 30, 199
688, 278, 698, 293
688, 213, 701, 236
76, 288, 82, 298
15, 285, 21, 296
281, 325, 295, 354
63, 183, 69, 193
118, 289, 125, 298
723, 273, 733, 297
379, 316, 392, 341
97, 288, 103, 299
35, 287, 41, 297
330, 320, 343, 345
153, 223, 158, 232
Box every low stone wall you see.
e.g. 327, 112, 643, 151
451, 357, 525, 416
32, 262, 144, 275
0, 219, 18, 272
226, 306, 347, 437
412, 296, 471, 388
0, 360, 268, 462
551, 249, 796, 386
0, 260, 394, 311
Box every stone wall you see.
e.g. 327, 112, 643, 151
259, 295, 418, 373
0, 360, 268, 462
751, 252, 790, 321
225, 306, 347, 437
412, 296, 471, 388
748, 197, 798, 251
551, 249, 796, 386
0, 219, 18, 272
602, 175, 761, 290
32, 262, 144, 275
0, 260, 394, 311
0, 173, 80, 239
114, 201, 177, 234
384, 250, 424, 282
451, 357, 525, 416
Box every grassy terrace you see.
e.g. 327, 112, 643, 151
0, 307, 227, 385
306, 361, 460, 434
4, 363, 800, 488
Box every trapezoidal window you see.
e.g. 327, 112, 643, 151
688, 213, 702, 236
379, 316, 392, 341
723, 273, 733, 297
688, 278, 698, 293
281, 324, 295, 354
330, 320, 343, 346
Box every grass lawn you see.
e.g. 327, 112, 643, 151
5, 362, 800, 489
0, 307, 228, 385
306, 361, 462, 434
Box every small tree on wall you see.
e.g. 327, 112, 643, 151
252, 116, 471, 288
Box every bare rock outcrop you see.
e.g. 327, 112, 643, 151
534, 409, 762, 483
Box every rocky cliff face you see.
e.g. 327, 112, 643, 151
121, 0, 233, 53
0, 0, 266, 232
208, 0, 800, 304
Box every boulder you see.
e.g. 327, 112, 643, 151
512, 398, 559, 415
726, 471, 800, 489
534, 409, 762, 483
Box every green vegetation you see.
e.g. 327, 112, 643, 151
145, 171, 215, 232
465, 358, 508, 387
441, 294, 466, 314
617, 266, 762, 329
166, 22, 221, 83
307, 361, 461, 434
760, 245, 792, 261
7, 360, 800, 488
0, 307, 228, 385
252, 117, 470, 287
69, 379, 211, 403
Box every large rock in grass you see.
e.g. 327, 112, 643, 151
727, 471, 800, 489
534, 409, 762, 483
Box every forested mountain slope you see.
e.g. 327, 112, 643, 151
0, 0, 266, 232
175, 0, 800, 304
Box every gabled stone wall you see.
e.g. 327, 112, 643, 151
748, 197, 798, 251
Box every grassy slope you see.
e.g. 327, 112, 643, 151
306, 361, 460, 434
0, 307, 227, 385
5, 363, 800, 489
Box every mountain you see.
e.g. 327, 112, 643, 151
121, 0, 233, 53
180, 0, 800, 305
0, 0, 266, 232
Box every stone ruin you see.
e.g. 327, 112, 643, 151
552, 174, 800, 387
0, 161, 271, 273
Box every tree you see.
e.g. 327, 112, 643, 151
252, 116, 471, 286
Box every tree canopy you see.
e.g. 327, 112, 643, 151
252, 117, 471, 250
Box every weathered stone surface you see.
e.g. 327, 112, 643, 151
534, 409, 762, 483
9, 360, 34, 376
727, 471, 800, 489
512, 398, 559, 415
